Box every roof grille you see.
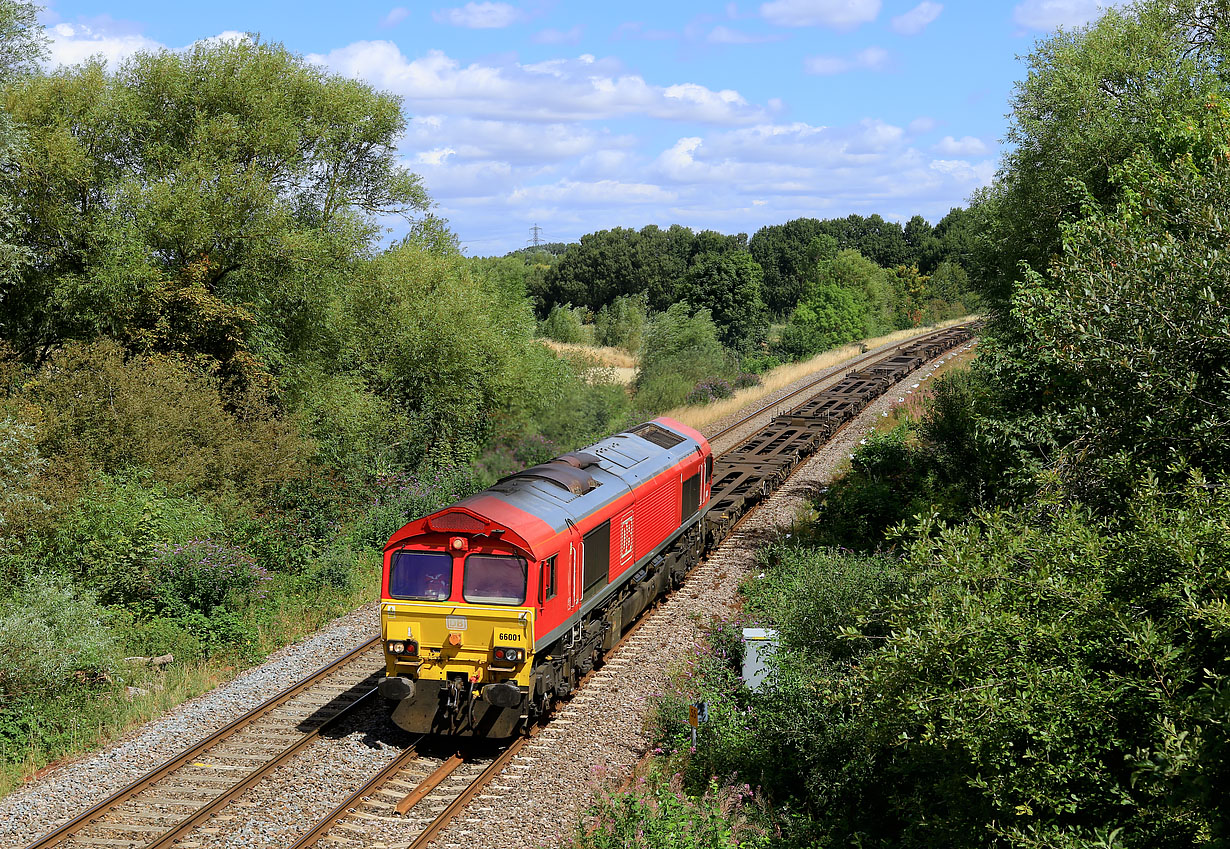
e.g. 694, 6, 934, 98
428, 511, 488, 532
628, 423, 685, 449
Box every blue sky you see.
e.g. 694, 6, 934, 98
38, 0, 1124, 255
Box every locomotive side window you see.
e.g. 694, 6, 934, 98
389, 550, 453, 601
582, 521, 611, 599
541, 555, 558, 603
682, 472, 700, 520
463, 554, 528, 605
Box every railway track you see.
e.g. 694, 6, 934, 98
22, 640, 385, 849
19, 322, 978, 849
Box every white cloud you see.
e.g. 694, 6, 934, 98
404, 116, 620, 165
433, 2, 522, 29
47, 21, 163, 68
309, 44, 767, 125
707, 25, 781, 44
929, 158, 996, 185
804, 46, 889, 75
534, 25, 583, 44
908, 116, 938, 134
934, 135, 988, 156
760, 0, 881, 29
510, 180, 676, 207
891, 2, 942, 35
1012, 0, 1124, 31
381, 7, 409, 27
46, 23, 250, 69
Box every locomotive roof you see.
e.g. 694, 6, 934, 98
385, 417, 709, 559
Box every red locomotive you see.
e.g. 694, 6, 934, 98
377, 418, 712, 736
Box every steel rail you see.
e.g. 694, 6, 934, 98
23, 637, 384, 849
284, 742, 426, 849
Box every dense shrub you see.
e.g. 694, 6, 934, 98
348, 466, 476, 551
594, 293, 648, 351
635, 304, 734, 413
0, 577, 119, 699
539, 303, 588, 344
49, 474, 221, 606
149, 539, 267, 616
685, 378, 734, 406
29, 341, 310, 503
566, 772, 768, 849
811, 421, 970, 550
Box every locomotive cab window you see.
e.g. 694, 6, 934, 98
540, 555, 558, 603
389, 550, 452, 601
463, 554, 528, 605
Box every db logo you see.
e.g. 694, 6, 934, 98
620, 515, 634, 560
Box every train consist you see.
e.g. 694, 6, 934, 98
377, 323, 978, 737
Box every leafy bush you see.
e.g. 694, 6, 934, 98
635, 304, 734, 413
539, 303, 588, 343
594, 293, 648, 351
685, 378, 734, 406
349, 466, 477, 551
740, 353, 781, 374
811, 422, 970, 550
0, 577, 119, 699
565, 771, 768, 849
149, 539, 267, 616
49, 474, 221, 606
30, 341, 310, 504
777, 280, 864, 360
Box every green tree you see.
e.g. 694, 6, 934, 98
594, 293, 648, 351
348, 243, 562, 464
777, 282, 864, 359
676, 251, 769, 353
976, 0, 1225, 312
1, 38, 427, 371
0, 0, 46, 313
542, 227, 642, 312
635, 304, 732, 413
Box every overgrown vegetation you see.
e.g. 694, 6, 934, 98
557, 2, 1230, 847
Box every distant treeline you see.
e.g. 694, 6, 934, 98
509, 210, 977, 379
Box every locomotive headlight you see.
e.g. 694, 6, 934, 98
387, 639, 419, 657
494, 646, 522, 663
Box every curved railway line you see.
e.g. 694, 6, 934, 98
18, 321, 979, 849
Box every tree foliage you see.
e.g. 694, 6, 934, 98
1, 38, 427, 367
974, 0, 1227, 311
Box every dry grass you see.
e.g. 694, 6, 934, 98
539, 339, 639, 370
664, 317, 977, 431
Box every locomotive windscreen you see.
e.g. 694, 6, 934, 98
462, 554, 527, 605
389, 550, 452, 601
